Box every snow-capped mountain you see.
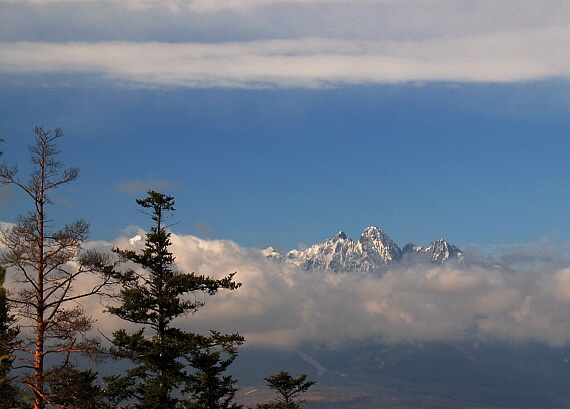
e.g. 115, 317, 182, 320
266, 226, 464, 273
402, 238, 464, 264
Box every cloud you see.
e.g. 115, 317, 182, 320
0, 0, 277, 9
3, 0, 570, 47
2, 1, 570, 88
115, 179, 177, 194
0, 221, 14, 231
49, 230, 570, 349
3, 222, 570, 348
1, 27, 570, 89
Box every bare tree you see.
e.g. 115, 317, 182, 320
0, 127, 113, 409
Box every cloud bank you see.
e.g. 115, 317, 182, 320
1, 1, 570, 88
1, 30, 569, 88
70, 231, 570, 349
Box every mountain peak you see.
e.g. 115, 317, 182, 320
359, 226, 401, 264
360, 225, 383, 237
267, 227, 464, 273
425, 238, 463, 263
402, 242, 424, 253
262, 246, 284, 261
336, 231, 347, 240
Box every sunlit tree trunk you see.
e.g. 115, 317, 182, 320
0, 127, 115, 409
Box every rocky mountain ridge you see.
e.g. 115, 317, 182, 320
263, 226, 464, 273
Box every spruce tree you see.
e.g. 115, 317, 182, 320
104, 191, 243, 408
50, 366, 108, 409
183, 332, 243, 409
0, 265, 30, 409
257, 371, 315, 409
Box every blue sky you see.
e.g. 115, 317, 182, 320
1, 0, 570, 254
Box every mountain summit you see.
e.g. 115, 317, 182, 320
266, 227, 463, 273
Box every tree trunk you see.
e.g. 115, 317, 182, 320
34, 320, 44, 409
34, 176, 45, 409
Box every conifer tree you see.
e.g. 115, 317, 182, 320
50, 366, 108, 409
0, 265, 31, 409
104, 191, 243, 408
257, 371, 315, 409
0, 127, 113, 409
183, 332, 243, 409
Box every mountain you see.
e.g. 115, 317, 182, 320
265, 226, 464, 273
402, 237, 464, 264
233, 342, 570, 409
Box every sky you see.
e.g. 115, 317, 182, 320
1, 0, 570, 349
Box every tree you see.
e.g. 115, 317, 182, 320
0, 127, 113, 409
0, 265, 13, 387
49, 366, 108, 409
0, 138, 31, 409
183, 332, 243, 409
257, 371, 315, 409
0, 140, 6, 393
0, 264, 32, 409
104, 191, 243, 408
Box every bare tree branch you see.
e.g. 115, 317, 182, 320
0, 127, 116, 409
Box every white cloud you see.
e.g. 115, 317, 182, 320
2, 1, 570, 88
115, 179, 177, 194
1, 25, 570, 89
3, 223, 570, 348
47, 230, 568, 349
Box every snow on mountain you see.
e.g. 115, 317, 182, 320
261, 246, 283, 260
424, 238, 464, 264
358, 226, 402, 267
129, 234, 142, 245
266, 227, 464, 273
293, 230, 364, 272
402, 242, 425, 254
403, 238, 464, 264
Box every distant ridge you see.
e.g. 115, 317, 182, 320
264, 226, 464, 273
